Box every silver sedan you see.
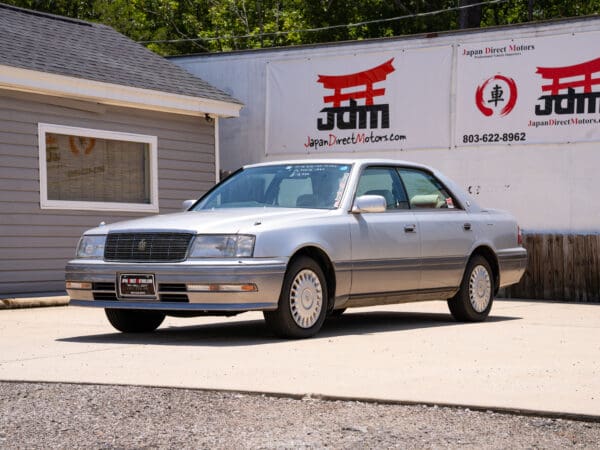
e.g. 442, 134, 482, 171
66, 160, 527, 338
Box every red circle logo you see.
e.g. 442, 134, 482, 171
475, 75, 518, 117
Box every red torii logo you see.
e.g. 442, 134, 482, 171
316, 58, 395, 130
535, 57, 600, 115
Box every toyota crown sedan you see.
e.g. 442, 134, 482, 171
66, 159, 527, 338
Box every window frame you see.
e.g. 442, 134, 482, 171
350, 164, 464, 212
38, 123, 159, 212
353, 165, 410, 212
396, 167, 463, 211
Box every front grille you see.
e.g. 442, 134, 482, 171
92, 282, 117, 300
93, 282, 116, 291
104, 233, 193, 262
159, 283, 187, 292
93, 292, 118, 301
158, 284, 188, 302
159, 294, 189, 302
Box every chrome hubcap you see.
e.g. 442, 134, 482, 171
469, 265, 491, 313
289, 269, 323, 329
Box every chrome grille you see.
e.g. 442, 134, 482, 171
104, 233, 193, 262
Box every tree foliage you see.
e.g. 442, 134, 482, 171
4, 0, 600, 55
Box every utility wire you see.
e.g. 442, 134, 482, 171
138, 0, 509, 44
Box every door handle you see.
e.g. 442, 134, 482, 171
463, 223, 472, 231
404, 224, 416, 233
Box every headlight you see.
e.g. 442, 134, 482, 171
189, 235, 255, 258
76, 235, 106, 259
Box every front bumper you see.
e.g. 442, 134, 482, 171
65, 258, 288, 312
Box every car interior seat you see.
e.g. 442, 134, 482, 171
410, 194, 445, 208
296, 194, 316, 207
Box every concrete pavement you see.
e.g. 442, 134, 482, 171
0, 299, 598, 418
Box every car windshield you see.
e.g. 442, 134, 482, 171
194, 163, 352, 210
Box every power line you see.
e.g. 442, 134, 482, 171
138, 0, 509, 45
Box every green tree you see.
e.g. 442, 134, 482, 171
4, 0, 600, 55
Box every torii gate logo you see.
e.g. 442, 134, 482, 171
535, 57, 600, 115
316, 58, 395, 131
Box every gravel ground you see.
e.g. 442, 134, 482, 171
1, 382, 599, 449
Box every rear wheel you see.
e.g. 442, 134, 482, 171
104, 309, 165, 333
264, 256, 328, 339
447, 255, 494, 322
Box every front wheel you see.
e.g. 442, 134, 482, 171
264, 256, 328, 339
447, 255, 494, 322
104, 309, 165, 333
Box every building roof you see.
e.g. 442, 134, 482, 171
0, 3, 241, 106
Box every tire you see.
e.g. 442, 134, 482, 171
264, 256, 328, 339
104, 309, 165, 333
447, 255, 494, 322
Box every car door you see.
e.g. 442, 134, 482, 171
349, 166, 421, 296
397, 168, 475, 292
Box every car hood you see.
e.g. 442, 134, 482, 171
84, 208, 334, 235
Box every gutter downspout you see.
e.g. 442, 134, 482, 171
214, 116, 220, 183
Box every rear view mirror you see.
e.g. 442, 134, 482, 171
182, 199, 196, 211
352, 195, 386, 213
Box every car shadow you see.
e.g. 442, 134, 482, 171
58, 310, 521, 347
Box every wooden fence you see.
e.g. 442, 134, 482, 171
501, 233, 600, 302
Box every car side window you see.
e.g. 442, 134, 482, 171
398, 168, 457, 209
355, 167, 409, 210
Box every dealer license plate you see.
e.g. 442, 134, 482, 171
119, 274, 157, 299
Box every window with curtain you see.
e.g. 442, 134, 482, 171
39, 124, 158, 212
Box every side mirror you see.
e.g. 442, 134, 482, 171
182, 199, 196, 211
352, 195, 386, 213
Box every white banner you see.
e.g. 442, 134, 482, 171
266, 46, 452, 154
456, 31, 600, 147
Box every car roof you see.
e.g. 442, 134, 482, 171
242, 159, 433, 171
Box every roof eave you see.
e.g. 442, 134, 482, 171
0, 64, 243, 118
